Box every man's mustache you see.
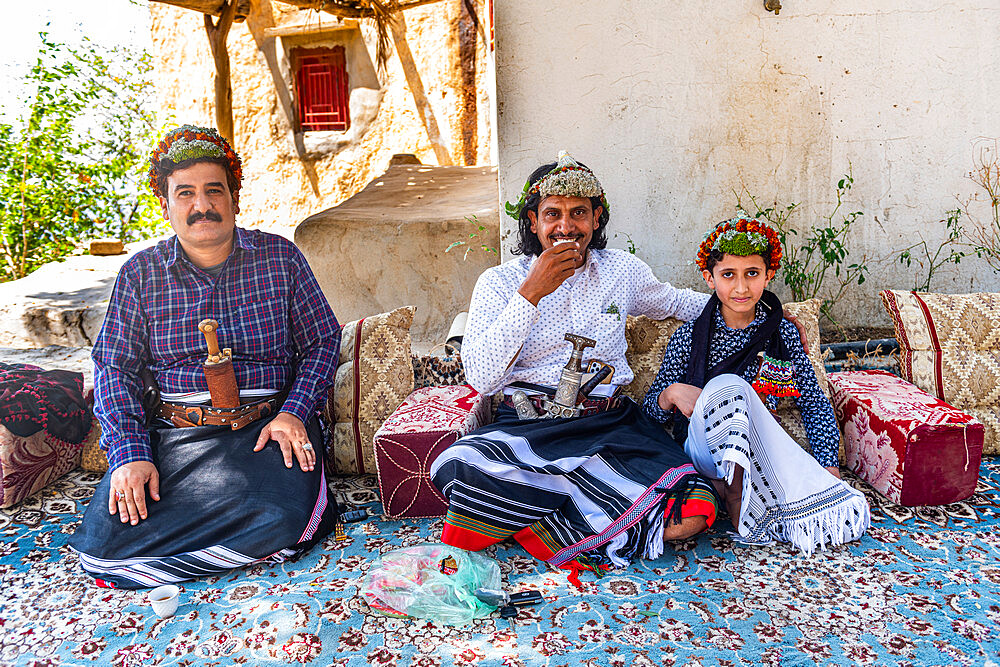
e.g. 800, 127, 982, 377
187, 210, 223, 225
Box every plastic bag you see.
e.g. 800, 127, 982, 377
361, 543, 501, 626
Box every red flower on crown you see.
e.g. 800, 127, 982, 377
696, 215, 782, 272
147, 125, 243, 196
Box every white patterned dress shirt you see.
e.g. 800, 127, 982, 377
462, 248, 710, 396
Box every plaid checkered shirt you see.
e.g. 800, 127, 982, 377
92, 228, 341, 471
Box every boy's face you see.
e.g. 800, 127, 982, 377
702, 254, 775, 323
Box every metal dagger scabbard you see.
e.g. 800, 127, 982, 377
511, 333, 611, 421
198, 319, 240, 408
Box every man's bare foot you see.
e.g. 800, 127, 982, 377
725, 465, 745, 529
663, 515, 709, 541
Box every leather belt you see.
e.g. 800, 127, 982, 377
501, 392, 622, 418
158, 390, 288, 430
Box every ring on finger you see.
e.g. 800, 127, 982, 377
114, 490, 123, 501
302, 442, 314, 452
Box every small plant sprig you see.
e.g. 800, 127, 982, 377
615, 232, 639, 255
736, 168, 870, 332
445, 215, 499, 260
958, 138, 1000, 272
897, 209, 966, 291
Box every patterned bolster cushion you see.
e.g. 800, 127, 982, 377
412, 354, 466, 390
324, 306, 416, 475
0, 424, 92, 508
829, 370, 983, 506
373, 384, 490, 519
623, 297, 845, 463
881, 290, 1000, 455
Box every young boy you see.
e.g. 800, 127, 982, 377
642, 213, 869, 555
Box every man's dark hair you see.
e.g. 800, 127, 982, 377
511, 161, 610, 256
152, 156, 239, 201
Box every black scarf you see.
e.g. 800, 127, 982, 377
671, 290, 790, 442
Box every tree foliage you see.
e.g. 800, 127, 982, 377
0, 34, 166, 282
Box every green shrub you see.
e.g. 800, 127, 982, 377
0, 34, 166, 282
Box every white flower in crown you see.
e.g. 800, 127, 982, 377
504, 151, 610, 220
536, 151, 605, 199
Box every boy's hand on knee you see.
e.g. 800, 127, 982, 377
660, 383, 701, 418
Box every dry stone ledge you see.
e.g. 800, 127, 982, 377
0, 241, 158, 349
295, 164, 501, 343
0, 345, 94, 386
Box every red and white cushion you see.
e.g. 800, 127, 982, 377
828, 370, 983, 506
373, 384, 490, 519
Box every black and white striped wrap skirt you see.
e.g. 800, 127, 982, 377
430, 399, 718, 570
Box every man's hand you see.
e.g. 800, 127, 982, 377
108, 461, 160, 525
254, 411, 315, 471
517, 242, 583, 306
782, 308, 810, 354
658, 383, 703, 418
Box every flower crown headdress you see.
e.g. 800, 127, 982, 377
696, 212, 782, 272
148, 125, 243, 196
504, 151, 610, 220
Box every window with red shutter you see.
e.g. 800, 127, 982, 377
291, 46, 350, 132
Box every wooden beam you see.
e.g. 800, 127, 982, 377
276, 0, 445, 20
457, 0, 478, 165
390, 14, 452, 165
150, 0, 250, 21
204, 0, 239, 143
263, 19, 359, 39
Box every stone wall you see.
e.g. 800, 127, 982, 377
495, 1, 1000, 326
149, 0, 494, 230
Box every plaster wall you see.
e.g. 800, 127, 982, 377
149, 0, 493, 231
495, 1, 1000, 326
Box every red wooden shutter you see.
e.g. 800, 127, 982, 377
292, 46, 350, 132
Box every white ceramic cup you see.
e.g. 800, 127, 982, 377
148, 584, 180, 618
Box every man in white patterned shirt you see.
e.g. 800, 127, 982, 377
430, 153, 720, 578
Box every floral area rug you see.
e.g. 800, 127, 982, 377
3, 465, 1000, 667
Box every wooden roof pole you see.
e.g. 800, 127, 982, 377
390, 13, 452, 166
205, 0, 239, 143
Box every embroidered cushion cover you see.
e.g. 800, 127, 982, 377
412, 354, 466, 390
1, 425, 91, 508
373, 384, 490, 518
828, 369, 983, 506
324, 306, 416, 475
881, 290, 1000, 454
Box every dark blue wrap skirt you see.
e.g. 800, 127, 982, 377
69, 415, 337, 589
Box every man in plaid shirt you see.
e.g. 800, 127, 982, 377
70, 126, 341, 588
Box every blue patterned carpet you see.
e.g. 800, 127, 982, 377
3, 465, 1000, 666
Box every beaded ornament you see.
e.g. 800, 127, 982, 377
753, 353, 801, 399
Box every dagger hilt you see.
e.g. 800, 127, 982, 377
198, 319, 230, 365
563, 333, 596, 373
